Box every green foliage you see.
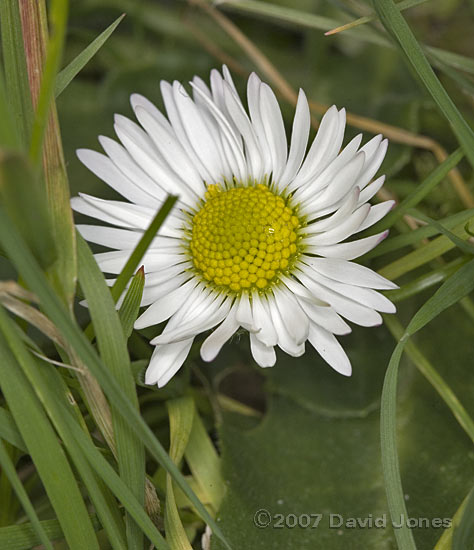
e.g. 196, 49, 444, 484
0, 0, 473, 549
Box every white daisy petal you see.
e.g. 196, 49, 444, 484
308, 324, 352, 376
200, 304, 239, 362
250, 332, 276, 368
73, 66, 396, 387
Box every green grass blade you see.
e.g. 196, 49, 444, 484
119, 266, 145, 339
453, 488, 474, 550
369, 148, 464, 234
367, 208, 474, 260
55, 14, 125, 97
0, 204, 232, 550
0, 407, 26, 453
28, 0, 68, 167
381, 261, 474, 550
0, 517, 101, 550
380, 340, 418, 550
372, 0, 474, 169
0, 319, 100, 550
0, 440, 53, 550
111, 194, 178, 301
0, 0, 34, 149
409, 209, 474, 256
166, 397, 195, 549
0, 70, 20, 149
77, 234, 145, 550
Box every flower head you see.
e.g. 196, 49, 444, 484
72, 66, 397, 387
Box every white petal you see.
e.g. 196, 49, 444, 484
247, 73, 272, 174
145, 339, 194, 387
93, 250, 185, 275
278, 89, 310, 189
251, 292, 278, 346
249, 332, 276, 367
302, 257, 398, 290
357, 138, 388, 191
357, 201, 395, 232
304, 204, 370, 246
259, 82, 287, 182
130, 93, 172, 130
274, 286, 309, 345
76, 225, 178, 251
296, 298, 351, 335
267, 298, 305, 357
200, 304, 239, 362
304, 187, 360, 234
134, 278, 198, 328
308, 324, 352, 376
358, 175, 386, 205
297, 270, 382, 327
236, 292, 256, 331
140, 272, 191, 306
306, 231, 388, 260
98, 136, 165, 204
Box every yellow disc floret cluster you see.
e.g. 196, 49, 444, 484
189, 184, 301, 293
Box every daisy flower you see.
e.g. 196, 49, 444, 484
72, 66, 397, 388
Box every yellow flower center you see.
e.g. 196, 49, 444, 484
189, 184, 302, 293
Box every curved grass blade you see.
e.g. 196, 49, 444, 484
381, 260, 474, 549
0, 323, 100, 550
55, 14, 126, 97
372, 0, 474, 169
0, 440, 53, 550
453, 487, 474, 550
77, 234, 145, 550
0, 408, 26, 453
0, 205, 232, 550
119, 266, 145, 339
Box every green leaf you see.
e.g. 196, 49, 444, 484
0, 151, 56, 269
119, 266, 145, 339
372, 0, 474, 169
0, 440, 53, 550
380, 260, 474, 550
0, 0, 34, 150
0, 517, 101, 550
0, 70, 20, 149
28, 0, 68, 167
0, 205, 231, 550
0, 407, 26, 453
166, 397, 196, 550
55, 14, 126, 97
77, 233, 145, 550
0, 314, 100, 550
453, 488, 474, 550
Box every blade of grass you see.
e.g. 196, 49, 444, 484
55, 14, 125, 97
0, 517, 101, 550
453, 487, 474, 550
369, 148, 464, 234
409, 209, 474, 255
77, 234, 145, 550
0, 325, 100, 550
381, 259, 474, 550
119, 266, 145, 339
372, 0, 474, 169
166, 397, 195, 550
367, 208, 474, 259
0, 0, 34, 149
0, 440, 53, 550
0, 70, 20, 149
0, 204, 231, 550
27, 0, 68, 167
0, 407, 26, 453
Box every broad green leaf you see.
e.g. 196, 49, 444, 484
0, 440, 53, 550
119, 266, 145, 339
0, 205, 231, 550
56, 14, 126, 97
0, 314, 100, 550
77, 234, 145, 550
372, 0, 474, 169
0, 0, 34, 149
453, 488, 474, 550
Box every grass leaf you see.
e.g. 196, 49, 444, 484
119, 266, 145, 339
0, 407, 26, 453
56, 14, 126, 97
